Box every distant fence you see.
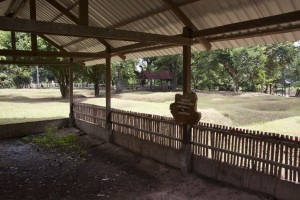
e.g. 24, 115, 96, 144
73, 102, 300, 185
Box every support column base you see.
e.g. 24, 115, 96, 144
180, 144, 192, 175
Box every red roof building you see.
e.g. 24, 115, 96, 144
138, 70, 173, 80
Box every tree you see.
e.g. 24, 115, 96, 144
112, 59, 138, 93
153, 55, 182, 91
191, 51, 225, 91
265, 42, 297, 81
285, 47, 300, 82
0, 31, 32, 88
82, 64, 105, 97
36, 37, 84, 98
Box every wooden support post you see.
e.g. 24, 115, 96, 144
11, 31, 16, 61
69, 58, 74, 126
30, 0, 37, 51
106, 53, 112, 142
181, 27, 193, 175
78, 0, 88, 26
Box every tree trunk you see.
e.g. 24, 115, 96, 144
116, 79, 122, 93
172, 63, 177, 92
60, 84, 69, 99
58, 69, 69, 99
94, 79, 100, 97
91, 66, 101, 97
232, 79, 239, 93
223, 63, 239, 93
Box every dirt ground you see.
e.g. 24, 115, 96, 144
0, 128, 273, 200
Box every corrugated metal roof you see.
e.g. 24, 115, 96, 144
1, 0, 300, 66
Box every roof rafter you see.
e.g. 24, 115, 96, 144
161, 0, 211, 50
109, 0, 201, 29
0, 17, 192, 45
45, 0, 125, 60
51, 2, 79, 22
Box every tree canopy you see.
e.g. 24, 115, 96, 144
1, 30, 299, 95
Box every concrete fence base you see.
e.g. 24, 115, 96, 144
192, 155, 299, 200
75, 119, 107, 141
70, 119, 300, 200
0, 118, 70, 139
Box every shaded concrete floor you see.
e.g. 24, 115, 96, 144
0, 128, 272, 200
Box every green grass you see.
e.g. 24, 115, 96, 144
1, 89, 299, 136
23, 126, 87, 156
0, 88, 94, 124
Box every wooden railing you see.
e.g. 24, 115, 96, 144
73, 102, 300, 183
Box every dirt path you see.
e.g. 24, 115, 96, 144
0, 128, 272, 200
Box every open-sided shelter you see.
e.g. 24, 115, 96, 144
1, 0, 300, 122
1, 2, 300, 199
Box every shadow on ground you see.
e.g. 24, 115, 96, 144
0, 128, 273, 200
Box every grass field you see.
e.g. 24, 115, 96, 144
0, 89, 299, 136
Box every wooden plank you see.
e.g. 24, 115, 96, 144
294, 137, 298, 182
289, 136, 294, 181
0, 17, 191, 45
279, 135, 284, 179
285, 135, 289, 180
270, 133, 276, 175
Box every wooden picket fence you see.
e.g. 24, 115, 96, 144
192, 123, 300, 183
73, 102, 300, 183
111, 109, 183, 149
73, 103, 106, 128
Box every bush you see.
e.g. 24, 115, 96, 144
291, 81, 300, 88
27, 126, 87, 156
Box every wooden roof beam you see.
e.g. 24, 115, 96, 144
30, 0, 37, 51
162, 0, 211, 50
51, 2, 79, 22
192, 10, 300, 38
0, 60, 70, 65
0, 49, 108, 58
209, 24, 300, 43
45, 0, 78, 24
78, 0, 88, 26
0, 17, 192, 45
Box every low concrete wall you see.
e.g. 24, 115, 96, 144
192, 155, 300, 200
113, 131, 181, 168
75, 119, 107, 141
71, 120, 300, 200
0, 118, 69, 139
